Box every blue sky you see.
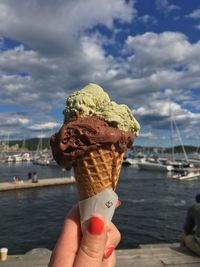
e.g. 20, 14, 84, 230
0, 0, 200, 148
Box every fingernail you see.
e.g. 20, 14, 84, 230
104, 246, 114, 259
88, 216, 104, 235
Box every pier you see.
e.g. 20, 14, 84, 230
1, 243, 200, 266
0, 177, 76, 192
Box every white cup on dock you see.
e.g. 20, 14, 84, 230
0, 248, 8, 261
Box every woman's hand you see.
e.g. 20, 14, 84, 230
49, 204, 121, 267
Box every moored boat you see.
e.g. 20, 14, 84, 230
138, 161, 173, 172
137, 157, 174, 172
6, 155, 14, 162
12, 154, 22, 162
172, 168, 200, 181
123, 157, 140, 166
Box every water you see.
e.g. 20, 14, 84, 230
0, 162, 199, 254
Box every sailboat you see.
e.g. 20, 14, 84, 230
168, 105, 194, 172
138, 102, 192, 173
33, 137, 50, 165
21, 135, 32, 162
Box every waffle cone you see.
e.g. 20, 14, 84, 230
73, 145, 124, 200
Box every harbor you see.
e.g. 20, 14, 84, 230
123, 150, 200, 181
0, 145, 200, 262
1, 160, 200, 255
1, 243, 200, 267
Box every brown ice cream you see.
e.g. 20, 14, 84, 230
50, 114, 134, 170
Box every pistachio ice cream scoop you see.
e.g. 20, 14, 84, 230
63, 83, 140, 136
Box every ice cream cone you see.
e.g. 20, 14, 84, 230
50, 83, 140, 204
73, 144, 124, 200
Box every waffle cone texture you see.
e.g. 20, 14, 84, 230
73, 145, 124, 200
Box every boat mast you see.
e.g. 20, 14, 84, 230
170, 102, 175, 162
22, 134, 26, 152
169, 100, 188, 162
172, 118, 188, 162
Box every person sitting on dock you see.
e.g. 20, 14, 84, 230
28, 172, 32, 181
32, 172, 38, 183
181, 194, 200, 256
13, 176, 18, 183
13, 176, 23, 184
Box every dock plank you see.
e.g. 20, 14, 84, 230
161, 255, 200, 266
116, 259, 163, 267
0, 177, 76, 192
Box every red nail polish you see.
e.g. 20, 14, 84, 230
88, 216, 104, 235
104, 246, 114, 259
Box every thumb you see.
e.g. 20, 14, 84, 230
74, 216, 107, 267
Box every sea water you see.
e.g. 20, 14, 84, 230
0, 162, 199, 254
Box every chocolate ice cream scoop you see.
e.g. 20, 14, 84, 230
50, 115, 133, 171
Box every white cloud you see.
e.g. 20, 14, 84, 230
0, 45, 58, 74
0, 3, 10, 22
186, 9, 200, 19
139, 132, 154, 138
186, 9, 200, 31
195, 24, 200, 30
138, 15, 157, 25
0, 0, 134, 56
125, 32, 200, 75
135, 99, 200, 142
28, 122, 60, 131
0, 110, 62, 139
0, 113, 30, 127
155, 0, 180, 13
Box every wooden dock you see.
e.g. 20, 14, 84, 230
117, 243, 200, 267
0, 243, 200, 266
0, 177, 76, 192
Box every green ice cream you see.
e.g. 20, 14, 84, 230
63, 83, 140, 136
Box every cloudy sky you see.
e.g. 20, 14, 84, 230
0, 0, 200, 147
